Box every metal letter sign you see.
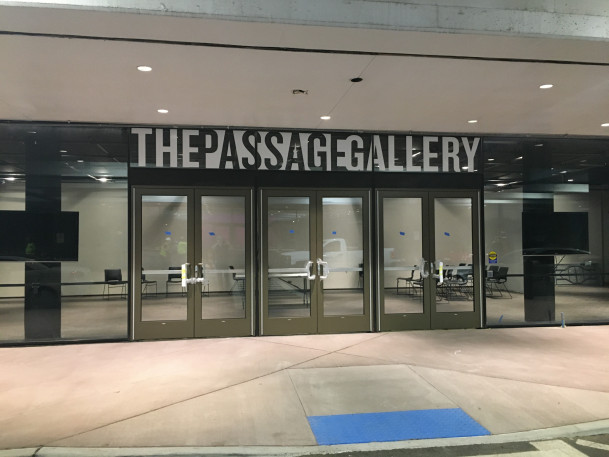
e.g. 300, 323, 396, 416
130, 128, 480, 173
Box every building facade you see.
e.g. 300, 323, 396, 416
1, 2, 609, 344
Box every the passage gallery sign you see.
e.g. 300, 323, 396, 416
131, 128, 480, 172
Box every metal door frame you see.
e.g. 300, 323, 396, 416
260, 188, 372, 336
132, 186, 254, 340
376, 189, 482, 331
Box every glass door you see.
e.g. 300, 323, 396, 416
133, 187, 252, 340
378, 190, 481, 331
261, 189, 371, 335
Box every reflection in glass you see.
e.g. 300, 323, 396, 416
200, 196, 246, 319
484, 189, 609, 326
383, 198, 424, 314
141, 195, 188, 321
434, 197, 474, 313
267, 197, 311, 318
322, 197, 364, 316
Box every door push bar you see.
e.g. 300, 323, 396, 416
181, 263, 207, 287
419, 258, 443, 284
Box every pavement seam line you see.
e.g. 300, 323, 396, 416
335, 347, 609, 394
43, 338, 349, 446
408, 364, 609, 396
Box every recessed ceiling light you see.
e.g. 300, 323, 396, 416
461, 166, 468, 170
157, 109, 169, 114
568, 179, 574, 182
534, 143, 544, 147
320, 115, 331, 120
5, 177, 16, 181
488, 158, 495, 161
467, 119, 478, 124
98, 177, 109, 183
516, 156, 523, 160
560, 170, 567, 174
137, 65, 152, 72
601, 123, 609, 127
77, 160, 84, 163
539, 84, 553, 89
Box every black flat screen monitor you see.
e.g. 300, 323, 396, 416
522, 211, 589, 256
0, 211, 79, 261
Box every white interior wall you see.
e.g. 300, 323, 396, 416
61, 182, 128, 296
484, 189, 524, 293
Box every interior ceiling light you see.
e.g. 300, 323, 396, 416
157, 109, 169, 114
77, 160, 84, 163
320, 115, 331, 120
467, 119, 478, 124
601, 123, 609, 127
137, 65, 152, 72
488, 158, 495, 161
568, 179, 574, 182
98, 177, 109, 183
516, 156, 523, 160
534, 143, 544, 147
5, 177, 16, 181
539, 84, 553, 89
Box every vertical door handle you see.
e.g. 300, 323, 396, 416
317, 258, 329, 280
305, 260, 316, 280
419, 258, 429, 279
432, 261, 444, 284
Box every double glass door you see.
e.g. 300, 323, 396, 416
133, 187, 252, 339
132, 186, 480, 340
378, 191, 481, 330
261, 190, 371, 335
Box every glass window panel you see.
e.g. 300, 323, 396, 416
434, 197, 474, 313
383, 198, 424, 314
201, 196, 246, 319
0, 125, 128, 343
322, 197, 364, 316
267, 197, 311, 318
141, 195, 188, 321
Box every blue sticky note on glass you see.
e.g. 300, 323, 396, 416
165, 231, 171, 235
399, 231, 405, 236
444, 232, 450, 236
332, 231, 337, 235
289, 229, 295, 234
209, 232, 215, 236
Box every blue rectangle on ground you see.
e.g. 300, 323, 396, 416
307, 408, 490, 445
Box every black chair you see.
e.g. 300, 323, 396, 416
396, 268, 415, 295
103, 269, 126, 299
229, 266, 245, 294
488, 266, 511, 298
485, 265, 500, 297
166, 266, 184, 296
141, 268, 157, 297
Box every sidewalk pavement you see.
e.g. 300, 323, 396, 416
1, 326, 609, 456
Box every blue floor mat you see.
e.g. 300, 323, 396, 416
308, 408, 490, 445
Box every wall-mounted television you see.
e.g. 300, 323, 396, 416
0, 211, 79, 261
522, 211, 589, 256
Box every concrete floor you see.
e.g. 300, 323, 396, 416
1, 326, 609, 455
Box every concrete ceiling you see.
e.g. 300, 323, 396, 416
1, 5, 609, 137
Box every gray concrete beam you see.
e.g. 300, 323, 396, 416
2, 0, 609, 41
